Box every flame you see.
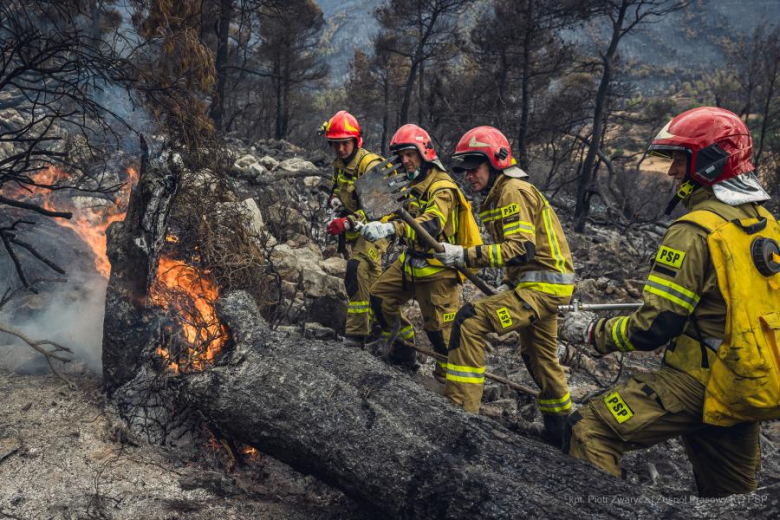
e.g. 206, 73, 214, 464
150, 255, 227, 373
1, 166, 138, 277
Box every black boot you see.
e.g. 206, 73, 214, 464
386, 342, 419, 371
543, 414, 569, 450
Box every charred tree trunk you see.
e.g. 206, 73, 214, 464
184, 291, 691, 519
102, 150, 180, 392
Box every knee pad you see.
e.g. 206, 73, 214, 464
344, 259, 360, 297
562, 410, 583, 455
369, 295, 388, 329
425, 330, 447, 356
448, 304, 477, 352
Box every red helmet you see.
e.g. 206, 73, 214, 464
649, 107, 754, 186
324, 110, 363, 148
389, 124, 438, 163
452, 126, 526, 177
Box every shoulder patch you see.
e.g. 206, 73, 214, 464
655, 246, 686, 269
501, 203, 519, 218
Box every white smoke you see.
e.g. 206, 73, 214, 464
0, 273, 107, 374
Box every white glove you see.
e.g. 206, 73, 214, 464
328, 195, 343, 211
361, 221, 395, 242
433, 242, 464, 267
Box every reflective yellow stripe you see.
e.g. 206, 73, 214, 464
404, 225, 416, 241
347, 301, 370, 314
503, 221, 535, 237
539, 392, 571, 405
337, 175, 355, 184
424, 206, 447, 226
619, 316, 635, 352
514, 281, 575, 296
539, 392, 573, 413
399, 325, 415, 340
644, 275, 700, 313
444, 362, 486, 384
479, 208, 501, 222
611, 316, 635, 352
444, 363, 485, 373
542, 207, 566, 274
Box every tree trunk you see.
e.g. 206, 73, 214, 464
517, 0, 534, 170
755, 54, 778, 167
103, 149, 180, 392
209, 0, 234, 131
573, 1, 628, 233
184, 291, 694, 520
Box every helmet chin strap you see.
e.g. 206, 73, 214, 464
665, 173, 700, 215
481, 169, 498, 196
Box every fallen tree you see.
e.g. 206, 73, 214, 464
185, 292, 676, 519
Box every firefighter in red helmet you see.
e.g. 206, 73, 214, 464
565, 107, 775, 497
321, 110, 386, 345
360, 124, 471, 380
432, 126, 575, 446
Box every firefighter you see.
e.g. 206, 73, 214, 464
321, 110, 386, 345
432, 126, 575, 446
565, 107, 772, 497
359, 124, 466, 379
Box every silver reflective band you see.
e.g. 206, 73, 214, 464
703, 337, 723, 352
513, 271, 575, 285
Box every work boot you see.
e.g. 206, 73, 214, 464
386, 343, 419, 371
542, 414, 569, 450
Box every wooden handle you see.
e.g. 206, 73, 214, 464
413, 346, 539, 397
397, 209, 496, 297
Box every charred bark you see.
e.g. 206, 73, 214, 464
185, 291, 691, 519
102, 151, 180, 392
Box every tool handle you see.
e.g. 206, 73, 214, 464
413, 346, 539, 397
398, 209, 496, 297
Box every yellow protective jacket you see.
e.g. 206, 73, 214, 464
464, 174, 575, 307
331, 147, 383, 223
390, 166, 463, 280
592, 187, 774, 386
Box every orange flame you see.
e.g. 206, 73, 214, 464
2, 166, 138, 277
150, 255, 228, 373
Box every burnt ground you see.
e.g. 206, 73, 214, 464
0, 368, 366, 520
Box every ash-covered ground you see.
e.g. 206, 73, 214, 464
1, 138, 779, 518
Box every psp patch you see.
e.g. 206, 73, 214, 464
655, 246, 686, 269
368, 248, 378, 261
496, 307, 513, 329
603, 391, 634, 424
501, 203, 519, 217
443, 312, 456, 323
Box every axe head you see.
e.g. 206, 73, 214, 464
355, 155, 410, 220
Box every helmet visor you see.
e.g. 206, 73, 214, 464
452, 153, 488, 173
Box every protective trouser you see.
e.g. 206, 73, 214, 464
369, 260, 460, 377
344, 236, 386, 338
445, 288, 571, 415
566, 366, 760, 497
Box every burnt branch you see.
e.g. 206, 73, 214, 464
0, 323, 74, 387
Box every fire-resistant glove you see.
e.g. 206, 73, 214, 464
433, 242, 464, 268
361, 221, 395, 242
327, 217, 353, 235
562, 313, 605, 358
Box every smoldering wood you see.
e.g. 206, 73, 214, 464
102, 150, 180, 392
184, 291, 690, 519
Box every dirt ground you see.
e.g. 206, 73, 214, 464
0, 368, 366, 520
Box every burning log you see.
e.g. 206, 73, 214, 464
103, 152, 179, 392
184, 291, 688, 519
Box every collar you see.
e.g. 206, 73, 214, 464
481, 173, 510, 210
408, 165, 445, 198
333, 147, 363, 171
